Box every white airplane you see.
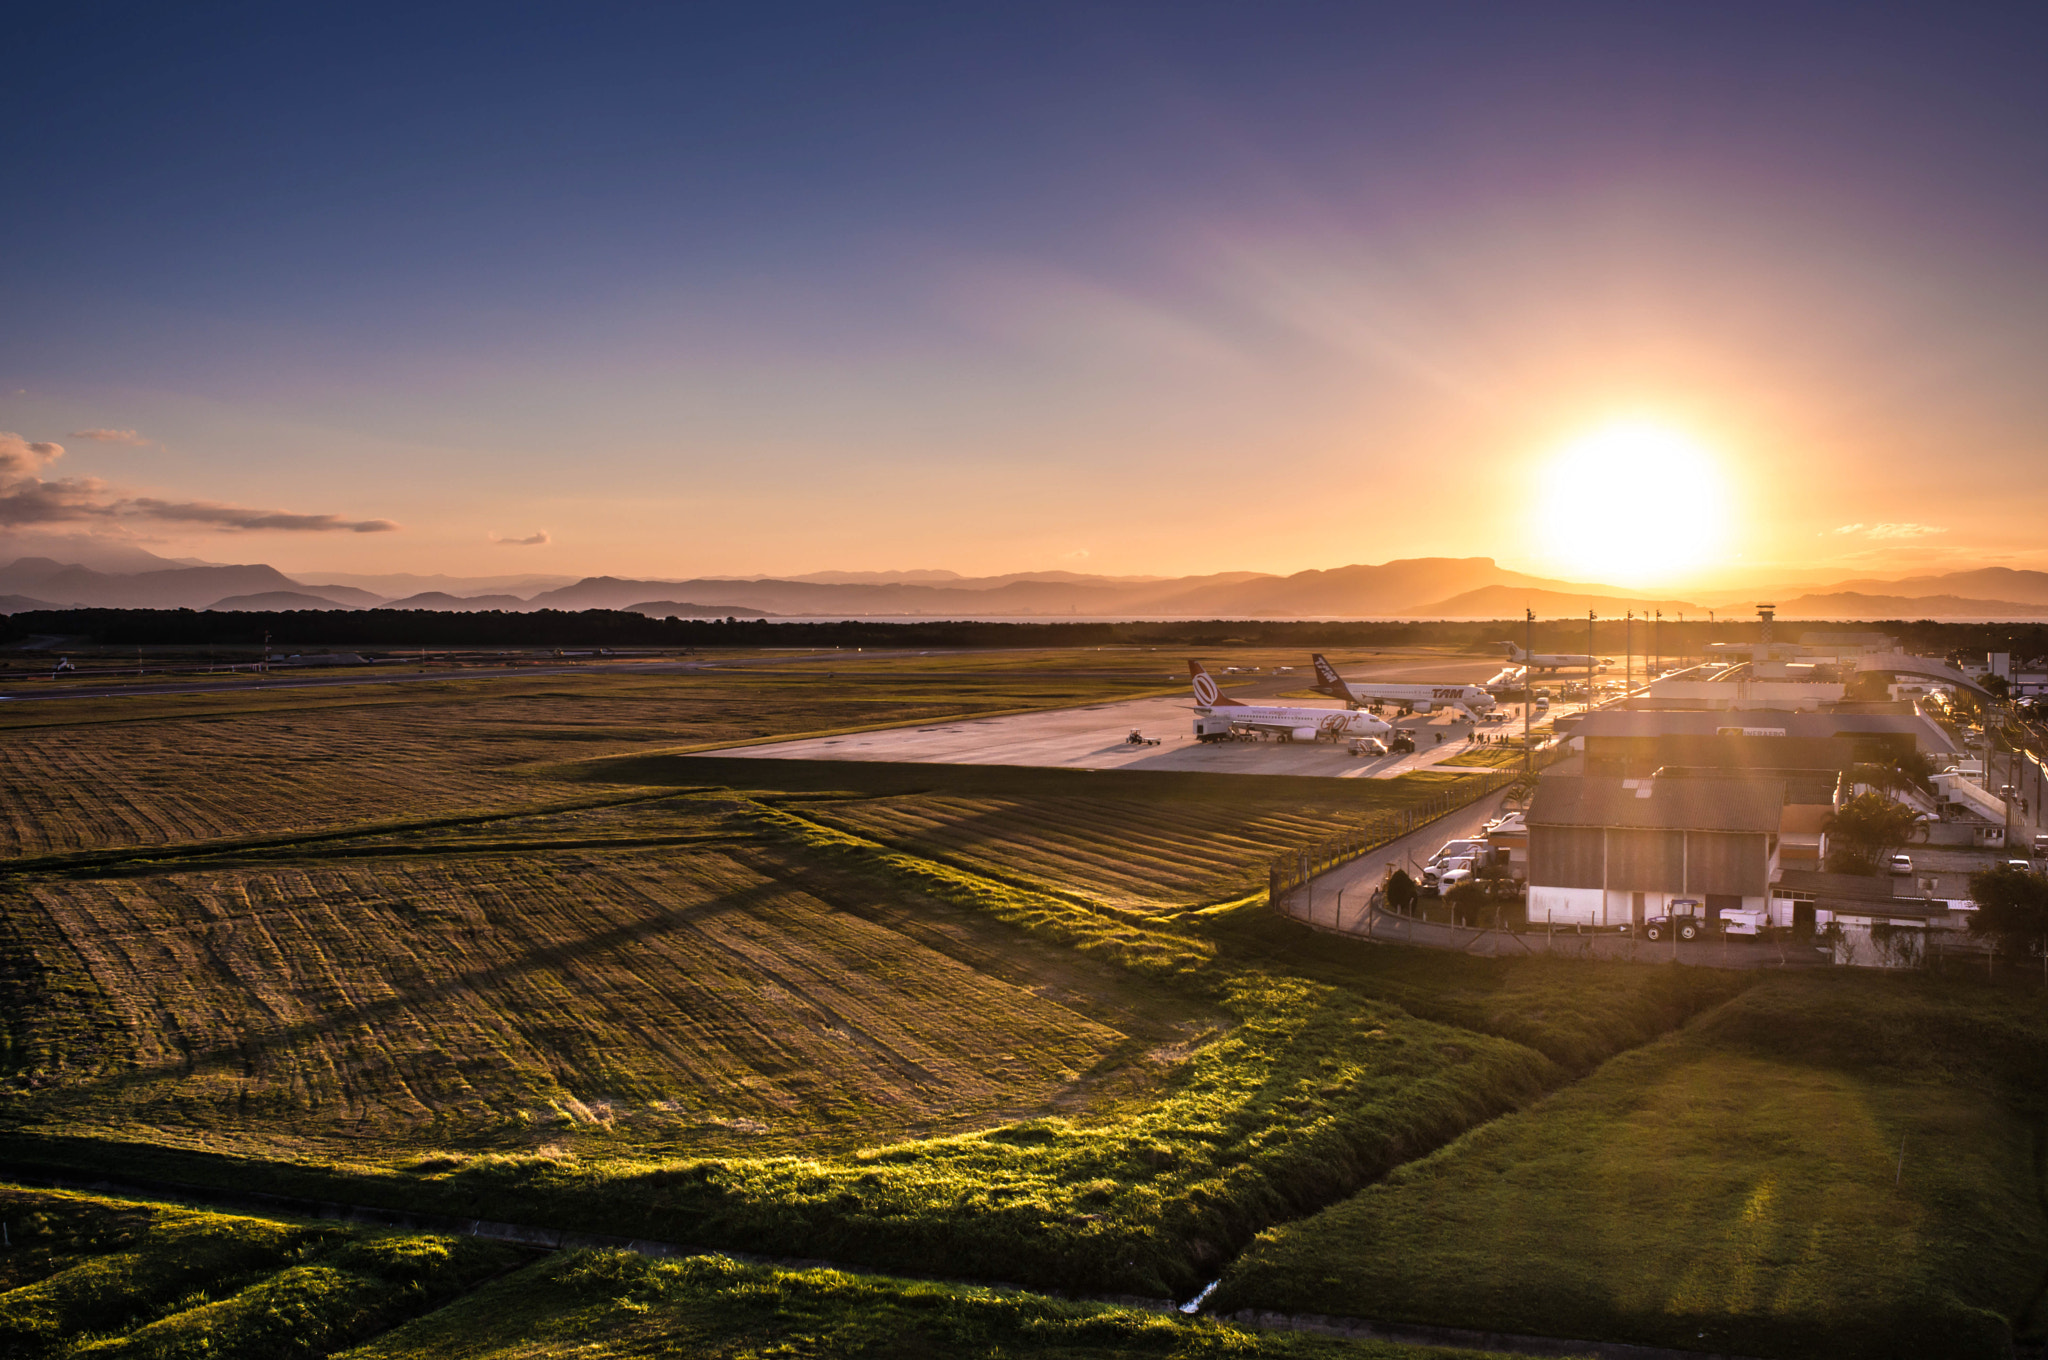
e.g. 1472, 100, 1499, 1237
1483, 665, 1527, 696
1308, 654, 1496, 718
1187, 661, 1392, 743
1498, 642, 1611, 672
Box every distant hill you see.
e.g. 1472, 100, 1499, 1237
208, 592, 360, 611
623, 601, 775, 618
1823, 568, 2048, 608
382, 592, 531, 611
521, 560, 1626, 618
1412, 585, 1701, 619
0, 594, 56, 613
0, 558, 315, 609
21, 549, 2048, 621
1777, 591, 2048, 619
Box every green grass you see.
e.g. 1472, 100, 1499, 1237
0, 1184, 519, 1359
11, 648, 2022, 1357
1211, 972, 2048, 1359
369, 973, 1552, 1301
348, 1248, 1516, 1360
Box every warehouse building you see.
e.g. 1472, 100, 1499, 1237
1571, 708, 1953, 780
1526, 774, 1785, 930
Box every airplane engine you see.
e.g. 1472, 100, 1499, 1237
1412, 702, 1432, 714
1291, 726, 1318, 743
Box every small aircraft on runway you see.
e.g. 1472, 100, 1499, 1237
1187, 661, 1392, 743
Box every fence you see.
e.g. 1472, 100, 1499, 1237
1265, 743, 1574, 905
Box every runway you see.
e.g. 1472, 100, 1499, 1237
709, 691, 1557, 780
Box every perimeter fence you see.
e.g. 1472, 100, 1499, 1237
1265, 743, 1570, 903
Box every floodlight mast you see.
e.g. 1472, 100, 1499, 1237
1587, 610, 1596, 713
1524, 607, 1534, 777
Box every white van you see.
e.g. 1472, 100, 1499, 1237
1424, 839, 1483, 874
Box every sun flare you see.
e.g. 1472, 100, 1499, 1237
1532, 419, 1732, 586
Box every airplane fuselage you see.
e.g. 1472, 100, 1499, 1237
1502, 645, 1608, 672
1194, 701, 1392, 741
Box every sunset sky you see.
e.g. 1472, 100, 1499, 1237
4, 3, 2047, 586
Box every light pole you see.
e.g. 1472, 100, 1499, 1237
1588, 609, 1597, 709
1624, 610, 1635, 704
1655, 609, 1662, 678
1525, 607, 1534, 776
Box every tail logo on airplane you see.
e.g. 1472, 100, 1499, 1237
1192, 672, 1220, 706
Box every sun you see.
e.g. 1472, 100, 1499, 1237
1531, 418, 1732, 586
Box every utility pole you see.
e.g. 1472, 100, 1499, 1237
1655, 609, 1662, 677
1588, 609, 1597, 710
1525, 607, 1534, 776
1626, 610, 1634, 702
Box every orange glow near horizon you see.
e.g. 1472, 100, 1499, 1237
1532, 418, 1734, 587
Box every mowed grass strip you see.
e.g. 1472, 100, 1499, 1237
5, 837, 1214, 1160
371, 973, 1555, 1301
0, 1183, 518, 1360
0, 668, 1163, 860
352, 1248, 1509, 1360
1211, 972, 2048, 1360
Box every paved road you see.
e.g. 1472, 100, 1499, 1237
1285, 787, 1516, 928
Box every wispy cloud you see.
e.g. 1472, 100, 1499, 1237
0, 433, 396, 533
1831, 522, 1945, 539
66, 427, 153, 447
127, 499, 397, 533
490, 530, 550, 547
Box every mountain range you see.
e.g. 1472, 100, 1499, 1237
7, 553, 2048, 620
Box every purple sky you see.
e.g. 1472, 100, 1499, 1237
4, 3, 2046, 583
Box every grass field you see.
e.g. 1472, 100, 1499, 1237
350, 1248, 1513, 1360
1212, 972, 2048, 1359
0, 666, 1172, 859
3, 817, 1218, 1161
4, 646, 2036, 1354
0, 1182, 518, 1359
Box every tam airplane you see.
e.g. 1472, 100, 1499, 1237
1187, 661, 1392, 743
1309, 654, 1496, 718
1499, 642, 1611, 672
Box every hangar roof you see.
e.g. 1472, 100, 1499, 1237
1529, 776, 1786, 833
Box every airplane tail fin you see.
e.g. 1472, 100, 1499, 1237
1310, 653, 1362, 705
1188, 660, 1240, 707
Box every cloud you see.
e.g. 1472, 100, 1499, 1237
490, 530, 550, 547
0, 432, 397, 534
0, 433, 66, 476
125, 499, 398, 533
1831, 522, 1945, 539
67, 428, 152, 447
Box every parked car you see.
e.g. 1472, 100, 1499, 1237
1423, 856, 1476, 892
1888, 853, 1913, 876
